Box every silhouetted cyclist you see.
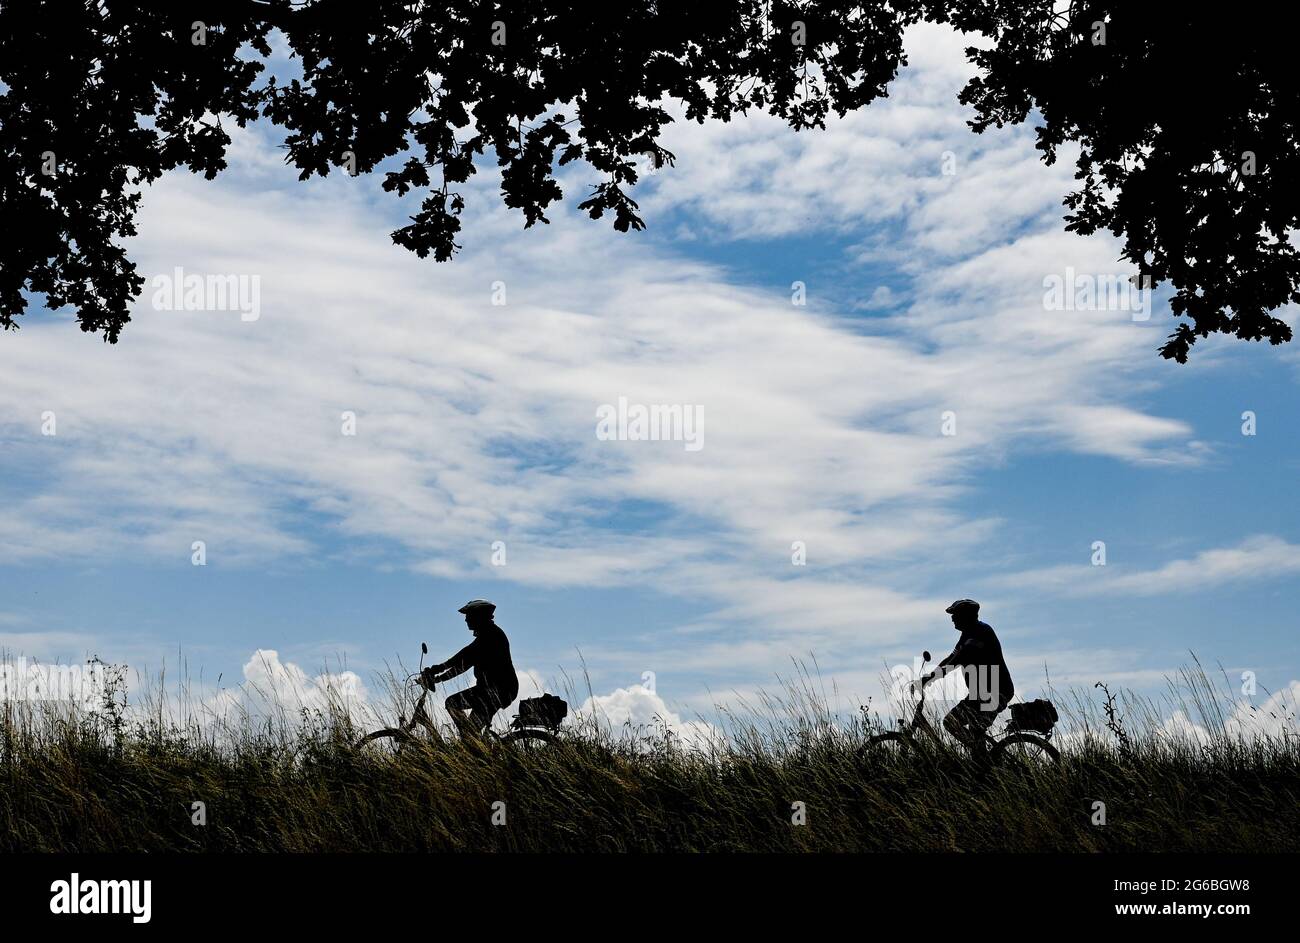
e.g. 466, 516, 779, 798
421, 599, 519, 738
917, 599, 1014, 750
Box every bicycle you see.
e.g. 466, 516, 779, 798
355, 643, 562, 754
860, 650, 1060, 767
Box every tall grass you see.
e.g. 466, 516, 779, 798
0, 655, 1295, 852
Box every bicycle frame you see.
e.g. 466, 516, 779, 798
390, 644, 553, 743
897, 681, 927, 736
395, 643, 439, 738
399, 680, 439, 739
894, 650, 938, 741
895, 654, 996, 755
399, 669, 509, 741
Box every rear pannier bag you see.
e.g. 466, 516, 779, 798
516, 693, 568, 730
1009, 698, 1058, 734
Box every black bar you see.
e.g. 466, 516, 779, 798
1, 852, 1285, 930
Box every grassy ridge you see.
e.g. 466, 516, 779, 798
0, 665, 1296, 852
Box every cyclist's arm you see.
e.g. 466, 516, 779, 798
930, 640, 972, 679
429, 641, 477, 681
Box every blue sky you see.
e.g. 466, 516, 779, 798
2, 23, 1297, 736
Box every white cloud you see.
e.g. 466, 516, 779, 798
203, 649, 371, 727
575, 683, 720, 750
1156, 681, 1300, 746
997, 535, 1300, 598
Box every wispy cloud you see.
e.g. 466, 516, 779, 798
995, 535, 1300, 598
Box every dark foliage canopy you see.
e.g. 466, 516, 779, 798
1, 0, 1294, 360
942, 2, 1298, 361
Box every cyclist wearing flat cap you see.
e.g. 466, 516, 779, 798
918, 599, 1014, 748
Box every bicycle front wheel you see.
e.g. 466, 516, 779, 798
859, 730, 912, 762
355, 727, 416, 757
991, 733, 1060, 768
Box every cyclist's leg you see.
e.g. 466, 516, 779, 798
468, 701, 496, 735
942, 700, 975, 744
971, 697, 1006, 750
450, 686, 498, 738
444, 689, 479, 738
943, 698, 998, 749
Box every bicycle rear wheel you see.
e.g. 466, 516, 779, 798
500, 727, 559, 752
991, 732, 1060, 768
